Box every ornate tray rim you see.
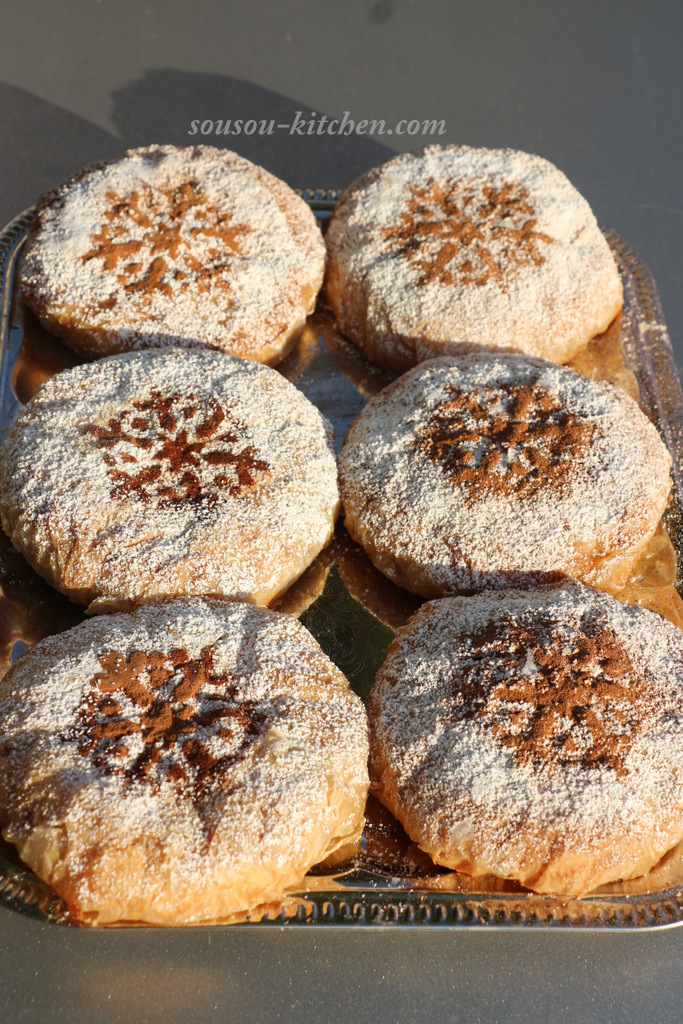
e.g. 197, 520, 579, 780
2, 197, 683, 931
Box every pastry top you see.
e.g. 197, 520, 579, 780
0, 348, 339, 611
339, 353, 671, 596
324, 145, 623, 371
0, 598, 369, 924
20, 145, 325, 363
368, 582, 683, 894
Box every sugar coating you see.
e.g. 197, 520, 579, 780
0, 598, 369, 923
339, 354, 672, 596
368, 582, 683, 887
325, 145, 623, 370
0, 348, 340, 611
20, 145, 325, 362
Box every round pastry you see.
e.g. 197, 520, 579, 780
339, 353, 671, 597
19, 145, 325, 365
324, 145, 623, 371
0, 598, 369, 925
368, 582, 683, 896
0, 348, 339, 612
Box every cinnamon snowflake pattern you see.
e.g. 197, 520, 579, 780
451, 613, 647, 777
81, 180, 251, 309
67, 645, 270, 799
88, 390, 270, 507
383, 177, 553, 291
412, 379, 597, 504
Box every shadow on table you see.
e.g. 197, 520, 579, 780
110, 68, 395, 187
0, 82, 120, 226
0, 70, 396, 225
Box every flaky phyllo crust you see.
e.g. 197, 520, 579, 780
324, 145, 623, 371
20, 144, 325, 364
0, 348, 340, 612
368, 583, 683, 895
0, 599, 369, 925
339, 353, 671, 598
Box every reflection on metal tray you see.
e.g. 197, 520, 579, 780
2, 196, 683, 930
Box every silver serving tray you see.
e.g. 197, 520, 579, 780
2, 192, 683, 930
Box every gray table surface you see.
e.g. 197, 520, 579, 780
1, 2, 683, 1021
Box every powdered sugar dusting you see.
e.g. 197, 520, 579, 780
325, 145, 623, 370
368, 582, 683, 887
0, 348, 339, 611
20, 145, 325, 362
0, 599, 369, 923
339, 354, 672, 596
